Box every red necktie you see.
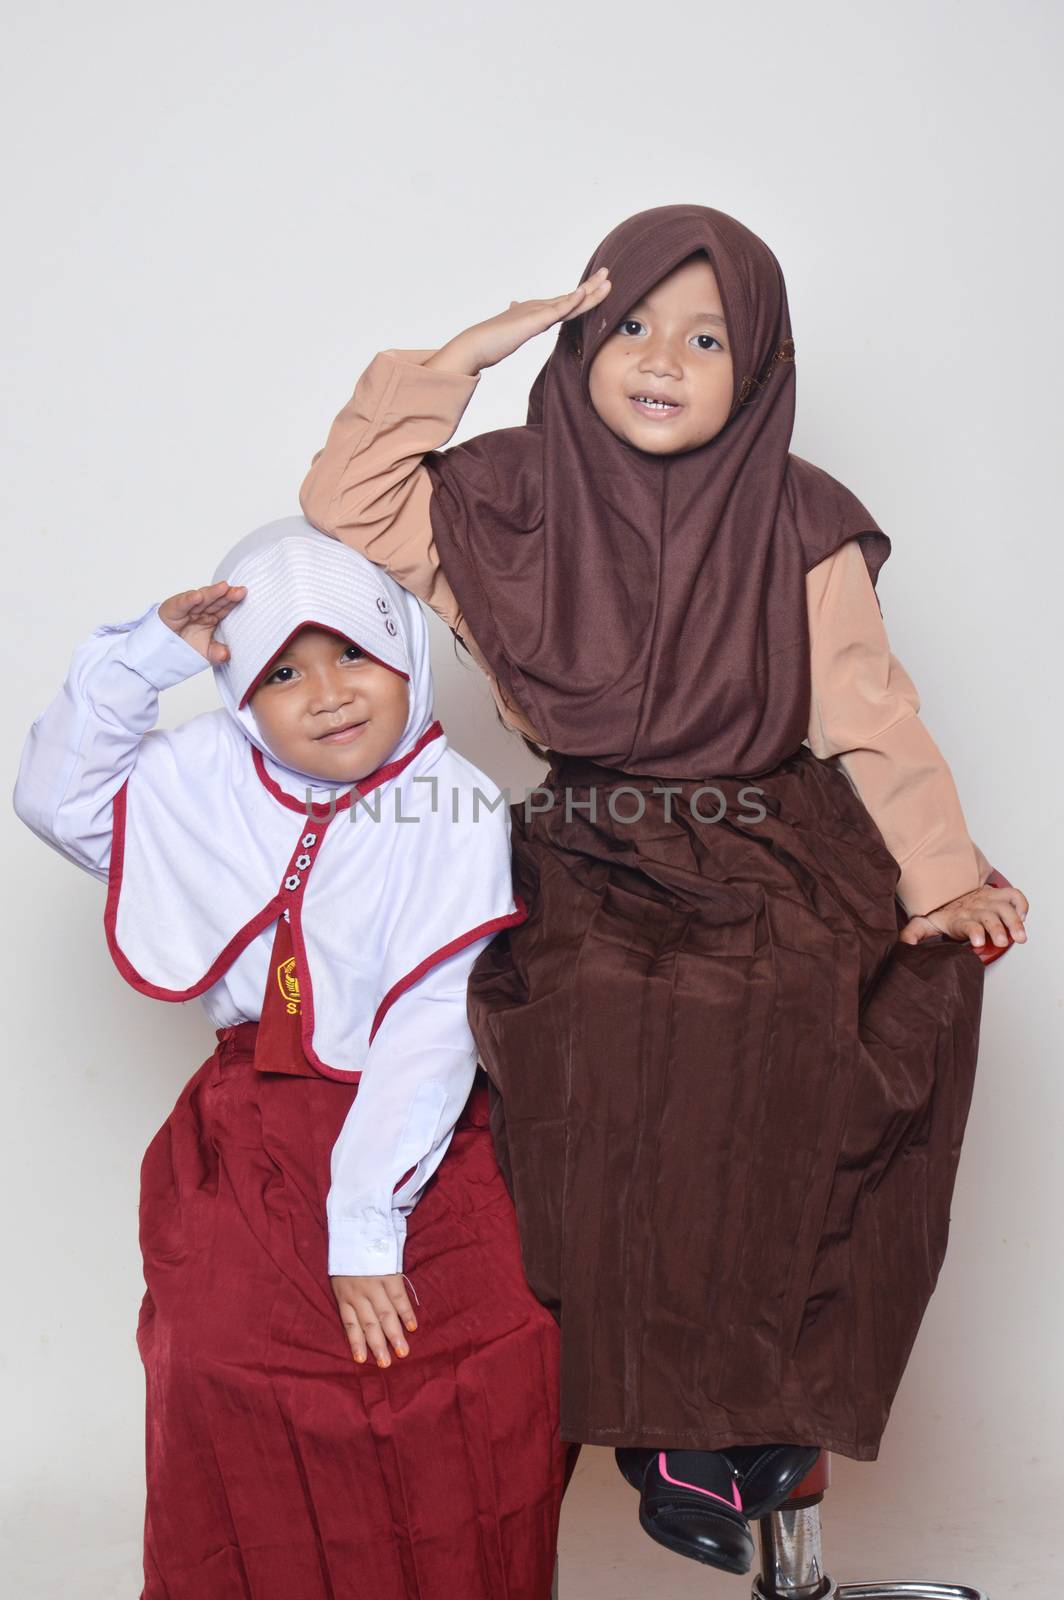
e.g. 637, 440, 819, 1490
252, 912, 320, 1077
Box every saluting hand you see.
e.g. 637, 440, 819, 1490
331, 1273, 419, 1368
158, 581, 247, 664
898, 881, 1029, 950
425, 266, 614, 377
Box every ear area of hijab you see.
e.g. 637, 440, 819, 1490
736, 336, 796, 409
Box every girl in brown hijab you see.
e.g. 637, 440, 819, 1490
300, 204, 1029, 1577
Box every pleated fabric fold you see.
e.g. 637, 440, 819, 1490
468, 744, 985, 1461
137, 1028, 569, 1599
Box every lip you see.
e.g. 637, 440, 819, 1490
629, 394, 684, 420
316, 720, 368, 744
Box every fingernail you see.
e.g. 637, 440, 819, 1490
378, 1357, 390, 1369
397, 1346, 408, 1358
405, 1320, 417, 1331
354, 1353, 365, 1364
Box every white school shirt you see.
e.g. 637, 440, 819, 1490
13, 603, 524, 1275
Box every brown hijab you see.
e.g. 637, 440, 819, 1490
423, 203, 890, 780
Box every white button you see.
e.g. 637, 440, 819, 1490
284, 874, 301, 891
385, 618, 398, 636
302, 832, 317, 848
295, 853, 311, 870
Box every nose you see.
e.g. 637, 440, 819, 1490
309, 670, 356, 717
638, 336, 683, 380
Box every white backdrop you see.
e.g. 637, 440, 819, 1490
3, 2, 1060, 1595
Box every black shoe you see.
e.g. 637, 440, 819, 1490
637, 1449, 754, 1574
720, 1444, 821, 1520
614, 1446, 654, 1490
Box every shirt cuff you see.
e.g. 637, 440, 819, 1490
327, 1206, 407, 1277
972, 840, 994, 884
896, 845, 994, 917
379, 347, 481, 391
123, 604, 212, 690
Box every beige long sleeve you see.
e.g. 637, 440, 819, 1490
300, 349, 993, 917
300, 350, 544, 745
806, 538, 991, 914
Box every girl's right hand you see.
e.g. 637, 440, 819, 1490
331, 1273, 419, 1367
430, 266, 613, 375
158, 581, 246, 664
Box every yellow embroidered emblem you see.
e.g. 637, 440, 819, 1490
276, 956, 301, 1016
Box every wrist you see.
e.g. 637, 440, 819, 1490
125, 605, 211, 688
157, 614, 207, 659
423, 332, 483, 379
327, 1207, 405, 1278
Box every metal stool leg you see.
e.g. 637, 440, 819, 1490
752, 1502, 834, 1598
749, 1498, 989, 1600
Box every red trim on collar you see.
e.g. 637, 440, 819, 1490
283, 810, 522, 1082
238, 622, 410, 707
101, 718, 509, 1081
251, 720, 445, 817
368, 895, 529, 1046
104, 780, 287, 1000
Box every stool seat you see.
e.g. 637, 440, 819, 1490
782, 1449, 831, 1503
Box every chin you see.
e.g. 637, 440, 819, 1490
287, 748, 370, 784
620, 423, 689, 455
322, 755, 379, 783
598, 410, 675, 453
632, 430, 684, 454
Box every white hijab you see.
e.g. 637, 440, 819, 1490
211, 515, 436, 797
104, 517, 523, 1075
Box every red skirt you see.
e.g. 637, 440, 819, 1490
136, 1022, 570, 1599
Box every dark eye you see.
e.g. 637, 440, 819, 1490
694, 333, 723, 351
618, 319, 645, 337
342, 644, 365, 661
266, 665, 295, 684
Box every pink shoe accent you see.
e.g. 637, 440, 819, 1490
657, 1453, 744, 1511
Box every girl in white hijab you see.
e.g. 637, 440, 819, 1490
14, 516, 570, 1600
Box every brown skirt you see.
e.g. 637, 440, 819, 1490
466, 744, 985, 1462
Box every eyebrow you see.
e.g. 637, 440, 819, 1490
627, 302, 727, 327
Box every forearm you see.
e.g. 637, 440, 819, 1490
834, 723, 991, 916
422, 332, 482, 378
325, 939, 490, 1276
299, 349, 478, 584
806, 540, 994, 918
12, 605, 206, 878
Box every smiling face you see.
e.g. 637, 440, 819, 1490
587, 251, 734, 456
248, 625, 409, 783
